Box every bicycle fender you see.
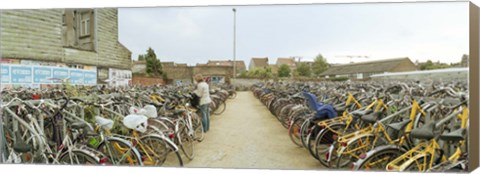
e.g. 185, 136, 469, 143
353, 144, 406, 170
60, 149, 101, 163
140, 134, 179, 152
388, 153, 427, 172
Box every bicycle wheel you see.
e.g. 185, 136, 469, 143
404, 157, 428, 172
300, 119, 315, 148
58, 149, 100, 165
213, 101, 226, 115
315, 124, 346, 167
139, 135, 183, 166
335, 135, 373, 169
306, 125, 323, 160
191, 112, 204, 142
228, 91, 237, 99
354, 148, 405, 171
176, 121, 195, 160
97, 137, 143, 166
288, 116, 306, 147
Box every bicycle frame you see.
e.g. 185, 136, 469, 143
385, 106, 468, 172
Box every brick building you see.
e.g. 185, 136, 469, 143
0, 8, 132, 87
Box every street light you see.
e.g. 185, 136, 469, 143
232, 8, 236, 81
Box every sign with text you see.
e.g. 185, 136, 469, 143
69, 70, 84, 85
52, 68, 69, 82
11, 66, 33, 83
1, 65, 10, 83
1, 64, 97, 86
84, 71, 97, 85
33, 67, 52, 84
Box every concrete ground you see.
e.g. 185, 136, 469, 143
180, 91, 322, 170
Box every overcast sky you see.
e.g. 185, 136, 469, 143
118, 1, 468, 67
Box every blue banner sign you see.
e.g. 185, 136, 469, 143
84, 71, 97, 85
69, 70, 84, 85
11, 66, 33, 83
52, 68, 69, 82
33, 67, 52, 84
1, 64, 97, 86
1, 65, 10, 83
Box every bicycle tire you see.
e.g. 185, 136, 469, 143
315, 124, 346, 167
57, 149, 100, 165
288, 117, 306, 147
354, 148, 405, 171
228, 91, 237, 99
176, 121, 195, 160
404, 156, 428, 172
191, 112, 205, 142
213, 101, 226, 115
306, 125, 323, 160
300, 119, 313, 148
139, 135, 183, 167
335, 135, 373, 169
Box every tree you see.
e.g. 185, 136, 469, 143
138, 54, 145, 61
296, 62, 311, 77
144, 47, 163, 76
312, 54, 329, 76
278, 64, 291, 77
461, 54, 469, 67
418, 59, 450, 70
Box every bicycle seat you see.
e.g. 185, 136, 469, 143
351, 110, 371, 117
439, 128, 466, 142
387, 119, 411, 132
95, 116, 114, 130
70, 122, 88, 130
360, 111, 383, 124
410, 122, 436, 140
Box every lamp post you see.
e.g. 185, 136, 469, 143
232, 8, 236, 81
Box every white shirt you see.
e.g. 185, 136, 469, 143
194, 82, 212, 105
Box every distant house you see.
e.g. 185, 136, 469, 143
320, 57, 417, 79
162, 62, 192, 84
276, 57, 297, 71
249, 57, 269, 70
206, 60, 247, 74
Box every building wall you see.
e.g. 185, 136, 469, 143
132, 63, 146, 73
96, 9, 131, 70
1, 9, 64, 62
131, 76, 165, 86
1, 8, 131, 70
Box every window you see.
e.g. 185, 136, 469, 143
80, 12, 90, 36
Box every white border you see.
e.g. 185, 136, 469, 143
0, 1, 475, 174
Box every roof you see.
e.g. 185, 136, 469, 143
251, 57, 269, 68
162, 62, 188, 67
276, 58, 296, 66
206, 60, 246, 70
320, 57, 415, 76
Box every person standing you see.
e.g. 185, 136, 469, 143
193, 74, 212, 133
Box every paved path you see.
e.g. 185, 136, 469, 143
183, 91, 322, 170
